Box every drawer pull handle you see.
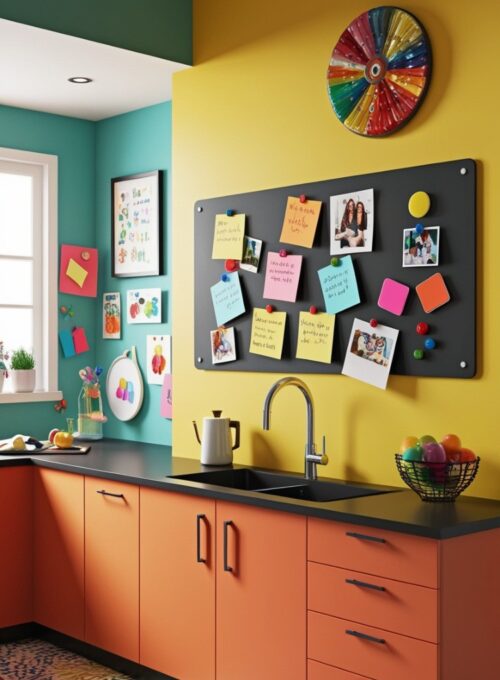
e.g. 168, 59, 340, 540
346, 629, 386, 645
346, 530, 386, 544
346, 578, 386, 592
96, 490, 125, 499
196, 513, 207, 564
223, 520, 234, 573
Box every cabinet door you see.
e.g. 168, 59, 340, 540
85, 477, 139, 661
140, 488, 215, 680
34, 468, 85, 639
0, 466, 32, 627
216, 501, 306, 680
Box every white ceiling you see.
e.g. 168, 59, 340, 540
0, 19, 190, 121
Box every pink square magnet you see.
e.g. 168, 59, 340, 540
377, 278, 410, 316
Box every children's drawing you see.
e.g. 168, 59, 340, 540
210, 327, 237, 364
127, 288, 162, 324
103, 292, 121, 339
147, 335, 172, 384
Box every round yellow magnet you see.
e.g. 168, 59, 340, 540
408, 191, 431, 218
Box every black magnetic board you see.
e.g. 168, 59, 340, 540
194, 159, 476, 378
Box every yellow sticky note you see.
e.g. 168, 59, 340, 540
66, 258, 88, 288
296, 311, 335, 364
280, 196, 322, 248
249, 308, 287, 360
212, 214, 245, 259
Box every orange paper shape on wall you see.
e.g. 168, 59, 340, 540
280, 196, 322, 248
59, 245, 98, 297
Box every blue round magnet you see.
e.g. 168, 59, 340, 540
414, 223, 424, 235
424, 338, 436, 350
221, 273, 230, 282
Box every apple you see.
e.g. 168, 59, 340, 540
441, 434, 462, 460
48, 428, 60, 444
54, 431, 74, 449
458, 447, 476, 462
419, 434, 437, 446
399, 436, 419, 454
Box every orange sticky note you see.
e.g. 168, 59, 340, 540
280, 196, 322, 248
66, 258, 88, 288
416, 273, 450, 313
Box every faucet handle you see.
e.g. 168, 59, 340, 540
319, 434, 329, 465
306, 435, 329, 466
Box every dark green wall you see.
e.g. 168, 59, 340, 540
0, 0, 192, 64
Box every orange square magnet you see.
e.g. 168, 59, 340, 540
416, 273, 450, 313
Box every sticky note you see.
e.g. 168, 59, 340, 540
377, 278, 410, 316
66, 258, 88, 288
210, 272, 246, 326
72, 327, 90, 354
416, 273, 450, 313
296, 312, 335, 364
317, 255, 360, 314
263, 252, 303, 302
160, 374, 173, 419
58, 329, 75, 358
249, 308, 287, 359
280, 196, 322, 248
212, 213, 245, 259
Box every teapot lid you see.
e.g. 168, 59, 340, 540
212, 410, 223, 418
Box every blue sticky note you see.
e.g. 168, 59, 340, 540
59, 329, 76, 358
318, 255, 360, 314
210, 272, 246, 326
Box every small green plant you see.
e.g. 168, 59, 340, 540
10, 348, 35, 370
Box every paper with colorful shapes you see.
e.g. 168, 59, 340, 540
342, 318, 399, 390
105, 347, 144, 421
127, 288, 162, 324
103, 292, 121, 339
59, 244, 98, 297
249, 308, 287, 360
263, 252, 303, 303
160, 373, 173, 418
317, 255, 360, 314
212, 213, 246, 260
296, 312, 335, 364
146, 334, 171, 384
210, 272, 245, 326
280, 196, 322, 248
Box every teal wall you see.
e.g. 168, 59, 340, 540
0, 105, 96, 439
96, 102, 172, 445
0, 0, 192, 64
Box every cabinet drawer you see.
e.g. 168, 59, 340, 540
308, 561, 438, 643
308, 518, 438, 588
308, 659, 370, 680
308, 611, 438, 680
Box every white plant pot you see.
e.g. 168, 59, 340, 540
11, 369, 36, 393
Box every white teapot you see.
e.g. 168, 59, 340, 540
193, 410, 240, 466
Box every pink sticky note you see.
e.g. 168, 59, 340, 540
72, 327, 90, 354
161, 374, 173, 419
263, 252, 303, 302
377, 278, 410, 316
59, 245, 98, 297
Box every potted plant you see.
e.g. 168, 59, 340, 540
10, 348, 36, 393
0, 341, 9, 393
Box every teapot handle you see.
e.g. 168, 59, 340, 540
229, 420, 240, 450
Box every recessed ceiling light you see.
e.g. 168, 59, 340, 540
68, 76, 93, 84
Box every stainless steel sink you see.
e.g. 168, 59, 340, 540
170, 468, 307, 491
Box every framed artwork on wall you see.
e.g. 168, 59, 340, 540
111, 170, 163, 277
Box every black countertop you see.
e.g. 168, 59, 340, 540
1, 438, 500, 539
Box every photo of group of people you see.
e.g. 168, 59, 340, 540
403, 226, 440, 267
210, 326, 237, 364
342, 318, 399, 390
349, 328, 393, 367
330, 188, 374, 255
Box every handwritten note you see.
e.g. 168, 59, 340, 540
210, 272, 246, 326
296, 312, 335, 364
263, 252, 303, 302
212, 213, 245, 259
249, 308, 287, 360
280, 196, 322, 248
318, 255, 360, 314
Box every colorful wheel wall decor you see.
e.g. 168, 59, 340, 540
327, 7, 431, 137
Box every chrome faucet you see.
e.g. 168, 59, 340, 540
262, 377, 328, 481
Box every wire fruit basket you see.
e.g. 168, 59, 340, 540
395, 454, 480, 502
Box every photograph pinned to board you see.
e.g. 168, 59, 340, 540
403, 226, 440, 267
146, 334, 171, 384
102, 292, 121, 339
330, 188, 374, 255
59, 245, 98, 297
317, 255, 360, 314
210, 326, 237, 364
127, 288, 162, 324
280, 196, 322, 248
263, 252, 303, 303
342, 318, 399, 390
296, 311, 335, 364
212, 213, 246, 260
112, 170, 162, 277
249, 308, 287, 360
210, 272, 245, 327
160, 373, 172, 419
106, 346, 144, 420
240, 236, 263, 273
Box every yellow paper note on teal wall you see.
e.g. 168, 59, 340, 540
249, 308, 287, 359
296, 311, 335, 363
212, 213, 245, 259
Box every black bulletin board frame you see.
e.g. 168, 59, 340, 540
194, 159, 476, 378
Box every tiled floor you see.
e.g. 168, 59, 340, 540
0, 638, 131, 680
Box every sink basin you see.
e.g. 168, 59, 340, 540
257, 480, 389, 502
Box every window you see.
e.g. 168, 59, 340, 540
0, 147, 60, 402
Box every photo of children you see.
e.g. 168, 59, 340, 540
240, 236, 263, 273
350, 329, 393, 368
210, 326, 237, 364
342, 318, 399, 390
330, 188, 374, 255
403, 226, 440, 267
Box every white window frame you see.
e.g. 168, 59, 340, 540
0, 146, 61, 404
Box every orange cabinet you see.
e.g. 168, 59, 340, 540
140, 488, 216, 680
0, 466, 32, 628
34, 468, 85, 639
85, 477, 139, 661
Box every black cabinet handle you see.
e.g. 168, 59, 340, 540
197, 513, 207, 564
223, 520, 234, 572
97, 489, 124, 499
346, 578, 386, 592
346, 531, 386, 544
346, 629, 386, 644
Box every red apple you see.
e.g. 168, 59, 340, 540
48, 428, 60, 444
441, 434, 462, 460
458, 448, 476, 462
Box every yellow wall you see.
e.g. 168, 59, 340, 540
172, 0, 499, 499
